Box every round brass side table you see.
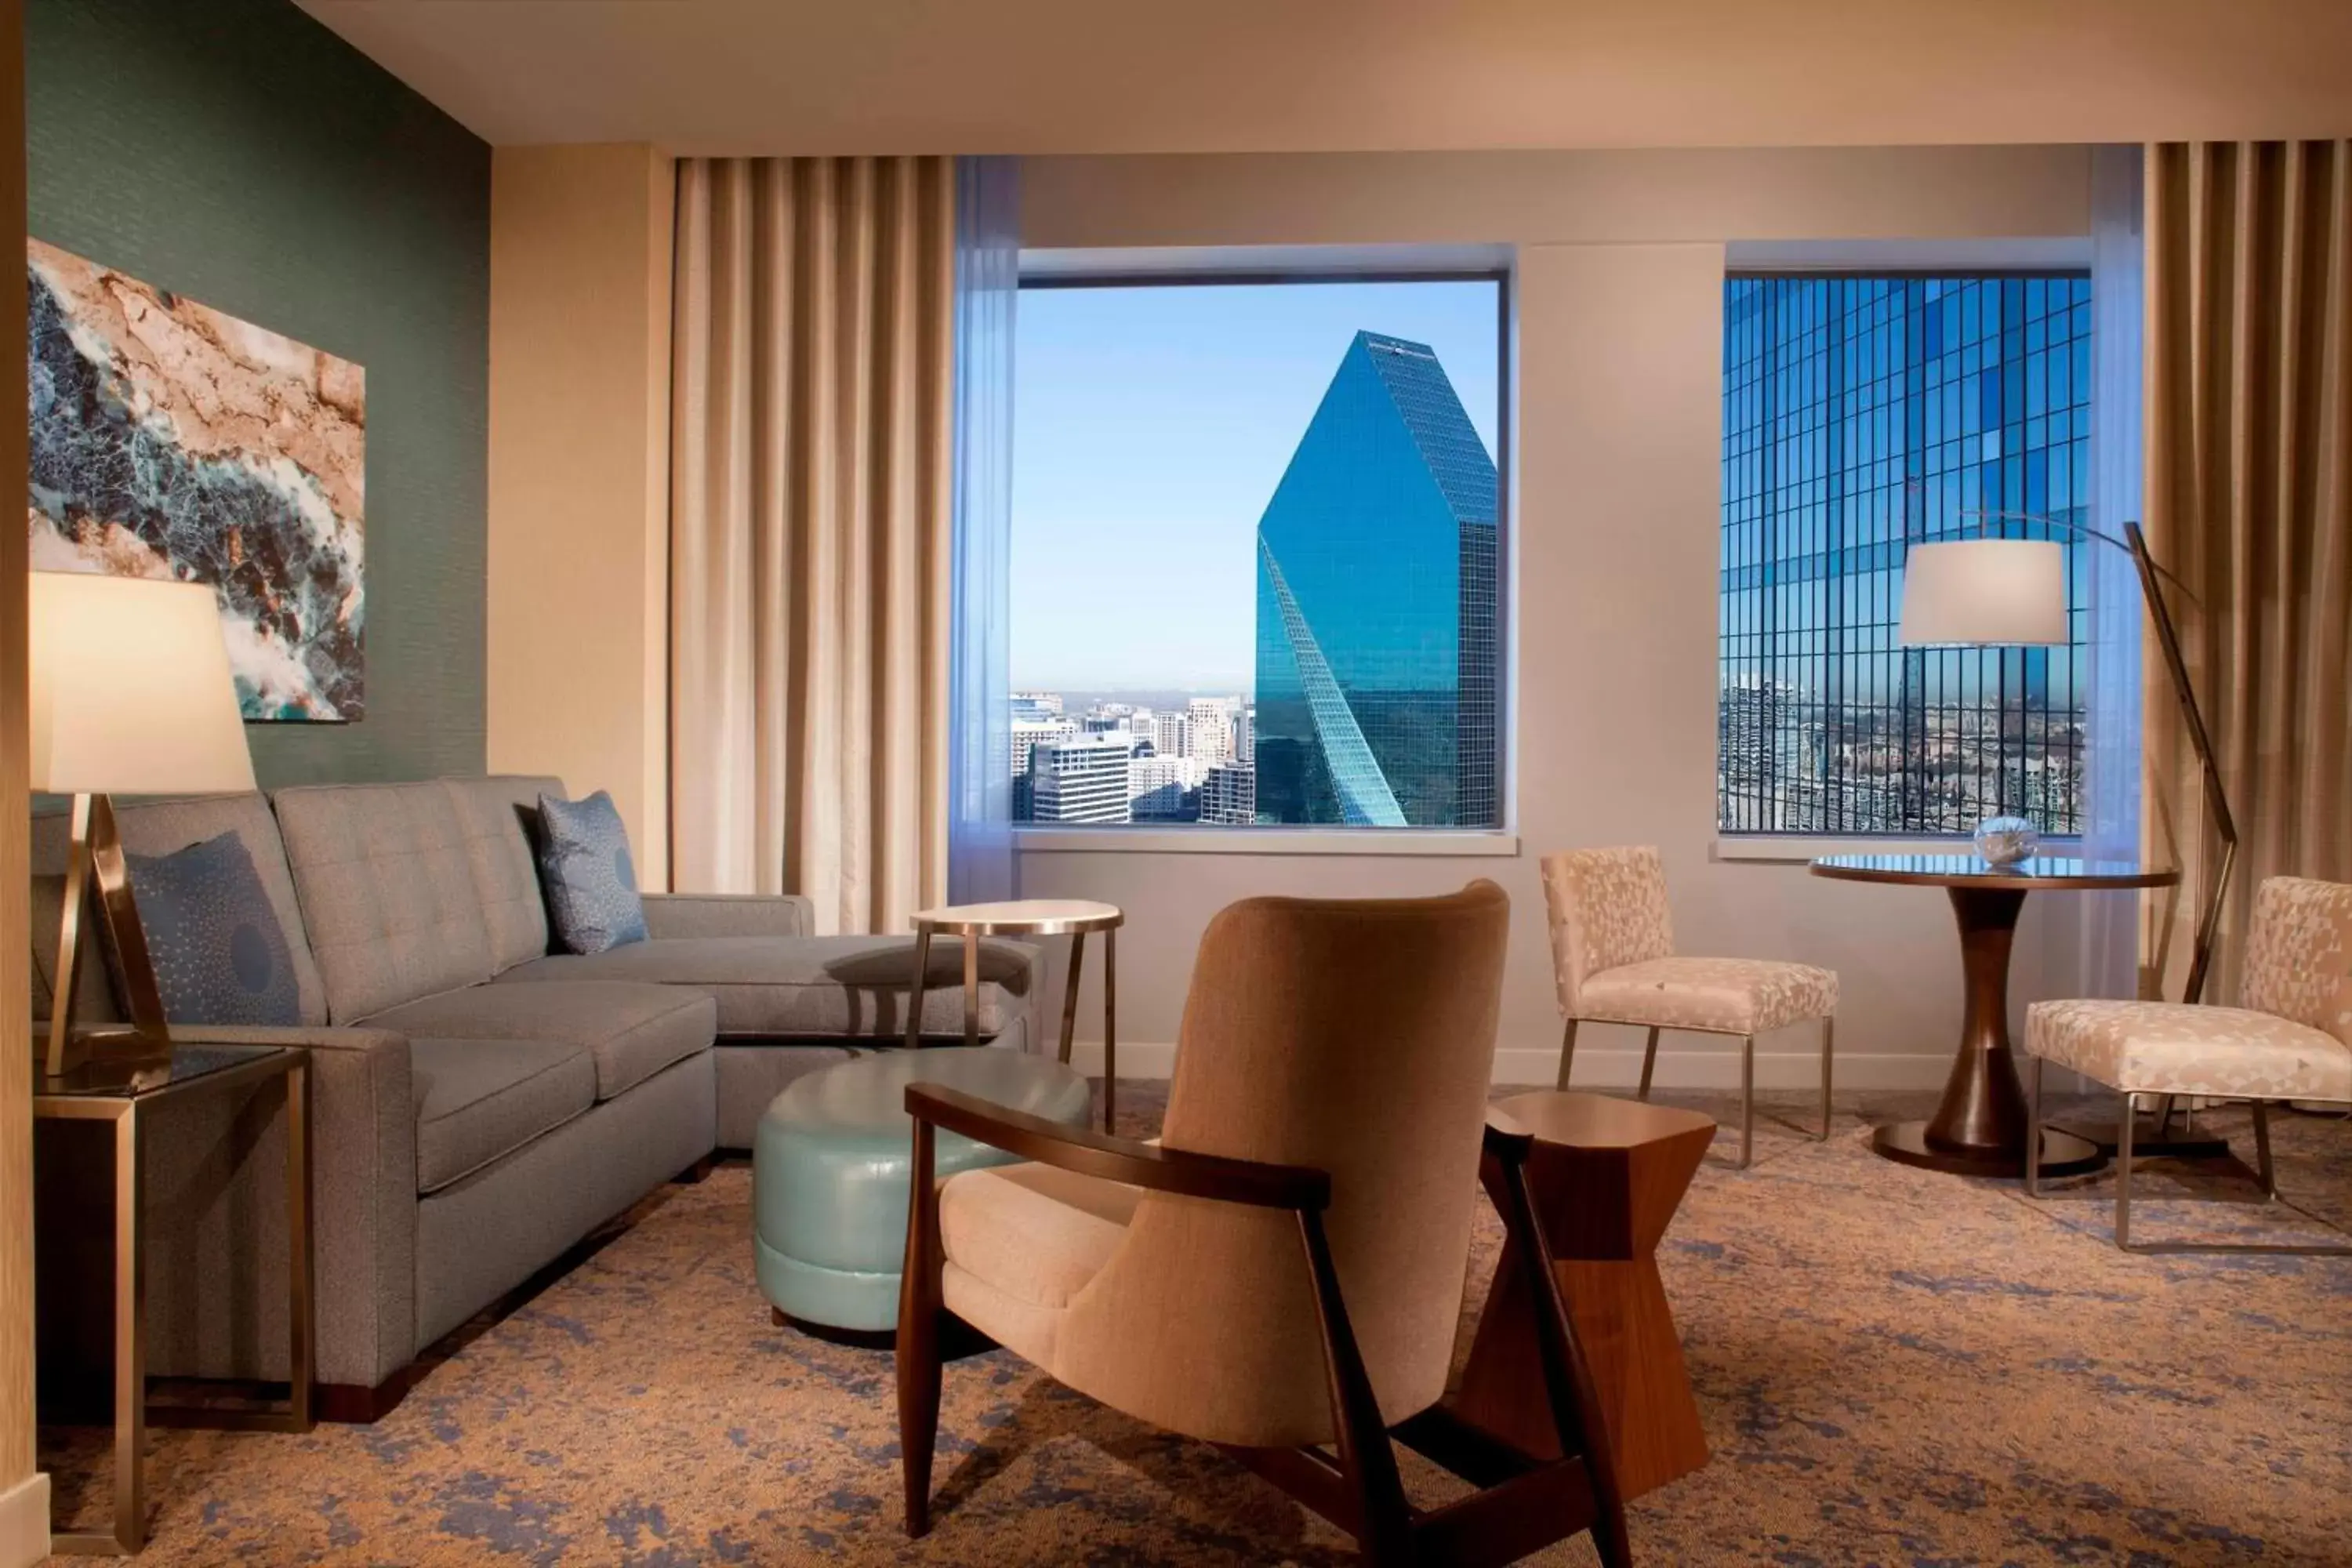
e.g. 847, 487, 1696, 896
906, 899, 1126, 1131
1809, 854, 2179, 1180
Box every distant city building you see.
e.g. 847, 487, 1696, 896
1201, 763, 1257, 826
1011, 691, 1062, 720
1029, 735, 1134, 825
1012, 717, 1076, 780
1236, 705, 1255, 764
1129, 754, 1204, 820
1187, 696, 1236, 768
1150, 710, 1190, 760
1254, 332, 1498, 828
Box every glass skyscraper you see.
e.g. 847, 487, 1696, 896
1254, 331, 1500, 827
1719, 274, 2091, 835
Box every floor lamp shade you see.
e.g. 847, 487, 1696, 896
1897, 539, 2069, 648
31, 572, 257, 796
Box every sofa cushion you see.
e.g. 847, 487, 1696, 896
32, 793, 327, 1025
273, 782, 498, 1023
492, 935, 1036, 1039
441, 775, 563, 975
535, 790, 648, 955
365, 981, 716, 1102
124, 831, 303, 1026
410, 1037, 597, 1194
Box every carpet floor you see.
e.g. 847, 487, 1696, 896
40, 1087, 2352, 1566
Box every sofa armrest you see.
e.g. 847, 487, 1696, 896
159, 1024, 418, 1392
641, 892, 814, 940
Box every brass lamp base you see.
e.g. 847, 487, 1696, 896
45, 792, 172, 1080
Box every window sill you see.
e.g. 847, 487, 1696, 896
1014, 827, 1521, 858
1713, 834, 2082, 864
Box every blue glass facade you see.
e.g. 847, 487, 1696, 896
1720, 274, 2091, 834
1255, 332, 1501, 827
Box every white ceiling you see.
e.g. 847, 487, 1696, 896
296, 0, 2352, 154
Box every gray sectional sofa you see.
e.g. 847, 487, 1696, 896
30, 775, 1040, 1417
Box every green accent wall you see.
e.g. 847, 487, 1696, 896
27, 0, 489, 786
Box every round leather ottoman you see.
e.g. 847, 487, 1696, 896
753, 1047, 1094, 1332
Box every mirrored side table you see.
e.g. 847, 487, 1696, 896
907, 900, 1126, 1131
35, 1042, 314, 1555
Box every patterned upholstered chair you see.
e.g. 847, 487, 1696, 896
1541, 847, 1838, 1168
894, 884, 1631, 1566
2025, 875, 2352, 1254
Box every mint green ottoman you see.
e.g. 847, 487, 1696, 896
753, 1047, 1094, 1332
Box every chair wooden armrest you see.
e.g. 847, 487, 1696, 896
903, 1081, 1331, 1211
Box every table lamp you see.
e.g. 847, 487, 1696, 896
30, 572, 257, 1078
1897, 515, 2235, 1004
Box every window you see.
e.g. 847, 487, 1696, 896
1719, 273, 2092, 837
1011, 274, 1508, 829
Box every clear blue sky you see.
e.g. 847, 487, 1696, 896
1011, 278, 1502, 692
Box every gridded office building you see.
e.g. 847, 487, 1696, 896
1253, 331, 1500, 828
1029, 735, 1134, 825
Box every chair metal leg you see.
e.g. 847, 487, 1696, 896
1635, 1026, 1661, 1102
2114, 1091, 2137, 1251
1555, 1017, 1579, 1091
2252, 1100, 2278, 1200
2024, 1055, 2044, 1199
1739, 1034, 1755, 1169
1818, 1014, 1835, 1142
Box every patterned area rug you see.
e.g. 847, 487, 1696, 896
42, 1087, 2352, 1566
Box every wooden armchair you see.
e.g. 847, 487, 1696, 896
895, 882, 1631, 1566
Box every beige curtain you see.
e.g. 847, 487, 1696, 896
2143, 140, 2352, 1000
670, 157, 955, 935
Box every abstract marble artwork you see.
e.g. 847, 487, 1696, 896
27, 239, 365, 720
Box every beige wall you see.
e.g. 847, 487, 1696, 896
1014, 146, 2097, 1088
487, 144, 674, 886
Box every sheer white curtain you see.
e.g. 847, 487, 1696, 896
2078, 143, 2147, 998
947, 158, 1019, 905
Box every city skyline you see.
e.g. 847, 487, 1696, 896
1011, 279, 1501, 691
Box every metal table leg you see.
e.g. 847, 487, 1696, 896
1102, 927, 1117, 1133
960, 932, 980, 1051
903, 924, 932, 1051
55, 1102, 143, 1555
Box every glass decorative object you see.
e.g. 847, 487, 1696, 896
1973, 815, 2040, 867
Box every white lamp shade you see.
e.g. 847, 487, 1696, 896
29, 572, 257, 796
1898, 539, 2069, 647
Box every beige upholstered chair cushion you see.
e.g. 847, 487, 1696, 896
1541, 848, 1675, 1016
2239, 876, 2352, 1049
937, 884, 1511, 1451
1579, 956, 1839, 1035
2027, 999, 2352, 1102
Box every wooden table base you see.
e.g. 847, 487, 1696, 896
1452, 1093, 1715, 1501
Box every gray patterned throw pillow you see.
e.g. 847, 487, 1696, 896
535, 790, 649, 955
122, 832, 303, 1026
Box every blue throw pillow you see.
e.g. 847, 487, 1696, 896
122, 832, 302, 1026
535, 790, 649, 955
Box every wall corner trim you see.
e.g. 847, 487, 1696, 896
0, 1472, 49, 1568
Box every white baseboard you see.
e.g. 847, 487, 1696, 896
0, 1472, 49, 1568
1066, 1040, 1951, 1092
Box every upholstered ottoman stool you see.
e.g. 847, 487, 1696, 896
753, 1047, 1093, 1332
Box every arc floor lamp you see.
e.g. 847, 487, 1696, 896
1900, 511, 2235, 1152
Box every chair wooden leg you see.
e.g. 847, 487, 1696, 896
1555, 1018, 1579, 1091
1739, 1035, 1755, 1168
896, 1118, 944, 1537
1635, 1026, 1660, 1102
1492, 1144, 1633, 1568
2251, 1100, 2278, 1200
1296, 1208, 1413, 1566
1818, 1015, 1835, 1142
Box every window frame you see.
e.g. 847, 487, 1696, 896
1715, 263, 2096, 848
1007, 259, 1517, 851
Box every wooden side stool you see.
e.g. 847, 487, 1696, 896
1453, 1090, 1715, 1501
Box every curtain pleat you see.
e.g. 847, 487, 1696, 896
670, 156, 955, 934
2143, 140, 2352, 1000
